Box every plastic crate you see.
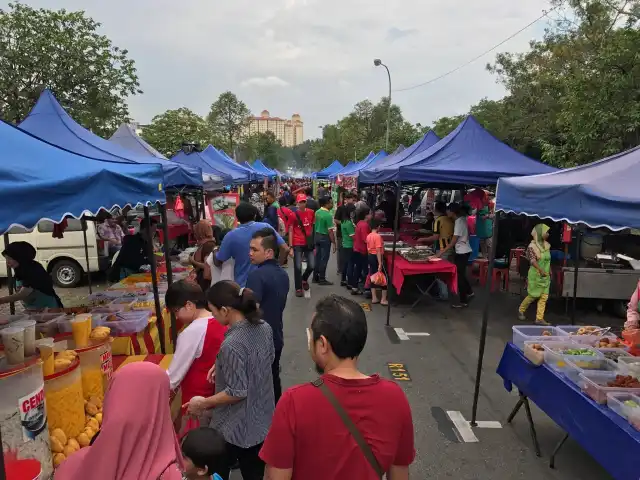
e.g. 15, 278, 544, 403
512, 325, 569, 349
57, 313, 106, 334
104, 311, 151, 335
606, 392, 640, 420
542, 342, 603, 373
523, 341, 545, 366
617, 357, 640, 377
108, 298, 135, 312
557, 325, 617, 345
578, 371, 640, 404
565, 357, 622, 384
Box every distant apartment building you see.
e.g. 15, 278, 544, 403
247, 110, 304, 147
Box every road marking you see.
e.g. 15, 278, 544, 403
360, 302, 371, 311
447, 411, 479, 443
387, 363, 412, 382
394, 328, 410, 341
406, 332, 430, 337
472, 421, 502, 429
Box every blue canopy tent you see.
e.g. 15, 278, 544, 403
359, 131, 440, 183
390, 116, 556, 184
496, 145, 640, 231
109, 124, 166, 159
170, 150, 234, 187
202, 145, 259, 183
19, 90, 202, 188
312, 160, 343, 179
252, 160, 278, 179
0, 120, 164, 235
331, 151, 387, 178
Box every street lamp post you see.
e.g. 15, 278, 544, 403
374, 58, 391, 151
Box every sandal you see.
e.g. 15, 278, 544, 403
371, 300, 380, 305
380, 301, 389, 306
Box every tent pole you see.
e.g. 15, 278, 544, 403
571, 230, 581, 325
201, 194, 207, 221
144, 206, 165, 354
0, 425, 5, 480
4, 233, 15, 315
470, 211, 501, 426
160, 204, 177, 348
386, 182, 402, 326
81, 218, 92, 295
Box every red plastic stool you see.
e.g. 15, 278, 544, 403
472, 259, 489, 285
509, 247, 525, 270
491, 267, 510, 292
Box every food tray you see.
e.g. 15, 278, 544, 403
596, 348, 632, 363
57, 314, 106, 334
606, 392, 640, 420
617, 357, 640, 376
34, 315, 65, 337
398, 254, 430, 263
523, 341, 545, 366
87, 291, 126, 305
557, 325, 617, 345
564, 357, 621, 384
542, 342, 603, 373
107, 298, 135, 311
578, 371, 640, 404
104, 311, 151, 335
512, 326, 569, 350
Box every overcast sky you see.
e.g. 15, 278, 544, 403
11, 0, 551, 139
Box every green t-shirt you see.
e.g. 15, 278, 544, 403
315, 208, 334, 235
341, 220, 355, 248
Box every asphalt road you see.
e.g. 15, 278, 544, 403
1, 262, 621, 479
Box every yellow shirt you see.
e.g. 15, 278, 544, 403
434, 215, 454, 251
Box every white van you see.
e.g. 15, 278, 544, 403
0, 219, 110, 288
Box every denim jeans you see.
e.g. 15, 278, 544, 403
341, 247, 353, 283
293, 246, 315, 290
349, 251, 367, 289
315, 234, 332, 281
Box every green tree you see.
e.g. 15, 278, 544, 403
207, 92, 251, 154
142, 108, 216, 157
0, 3, 140, 136
240, 131, 284, 169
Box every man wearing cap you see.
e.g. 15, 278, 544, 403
290, 194, 315, 297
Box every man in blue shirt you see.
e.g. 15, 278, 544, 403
247, 227, 290, 403
214, 202, 289, 287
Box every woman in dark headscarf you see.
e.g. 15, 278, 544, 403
1, 242, 63, 308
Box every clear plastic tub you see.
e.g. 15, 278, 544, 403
512, 325, 569, 349
104, 311, 151, 334
596, 348, 633, 363
0, 314, 27, 326
87, 291, 125, 306
565, 357, 622, 384
578, 371, 640, 404
108, 298, 135, 311
523, 341, 546, 366
542, 342, 603, 373
132, 293, 157, 310
618, 356, 640, 376
557, 325, 616, 345
629, 400, 640, 431
57, 314, 106, 334
606, 392, 640, 420
31, 314, 65, 337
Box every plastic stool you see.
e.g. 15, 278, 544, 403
472, 259, 489, 285
491, 267, 510, 292
509, 248, 525, 270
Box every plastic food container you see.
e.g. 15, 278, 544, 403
542, 342, 603, 373
512, 326, 569, 349
557, 325, 617, 345
629, 399, 640, 431
28, 313, 66, 338
108, 298, 135, 311
618, 356, 640, 376
87, 291, 124, 306
578, 371, 640, 404
0, 314, 27, 327
564, 357, 621, 384
104, 311, 151, 335
44, 357, 84, 438
132, 293, 157, 310
57, 314, 106, 334
597, 348, 633, 363
72, 338, 113, 401
606, 392, 640, 420
523, 341, 545, 366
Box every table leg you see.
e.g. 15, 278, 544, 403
523, 396, 542, 457
549, 432, 569, 469
401, 279, 438, 318
506, 396, 524, 423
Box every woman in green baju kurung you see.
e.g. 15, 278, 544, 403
518, 224, 551, 325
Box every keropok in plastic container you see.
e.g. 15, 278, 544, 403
0, 356, 52, 479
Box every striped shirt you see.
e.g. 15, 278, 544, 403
210, 319, 275, 448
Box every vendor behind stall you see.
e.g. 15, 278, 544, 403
0, 242, 63, 308
109, 217, 157, 281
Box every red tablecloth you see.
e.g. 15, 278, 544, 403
385, 253, 457, 294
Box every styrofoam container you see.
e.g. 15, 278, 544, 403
579, 371, 640, 404
104, 311, 151, 335
57, 314, 106, 334
606, 392, 640, 420
512, 325, 569, 350
542, 342, 603, 373
557, 325, 617, 345
564, 357, 622, 384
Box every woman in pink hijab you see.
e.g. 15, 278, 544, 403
55, 362, 184, 480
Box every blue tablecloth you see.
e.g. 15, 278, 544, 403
497, 343, 640, 480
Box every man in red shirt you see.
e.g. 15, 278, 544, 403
290, 193, 315, 297
260, 295, 415, 479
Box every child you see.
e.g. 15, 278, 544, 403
366, 218, 388, 305
165, 280, 227, 438
181, 427, 226, 480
